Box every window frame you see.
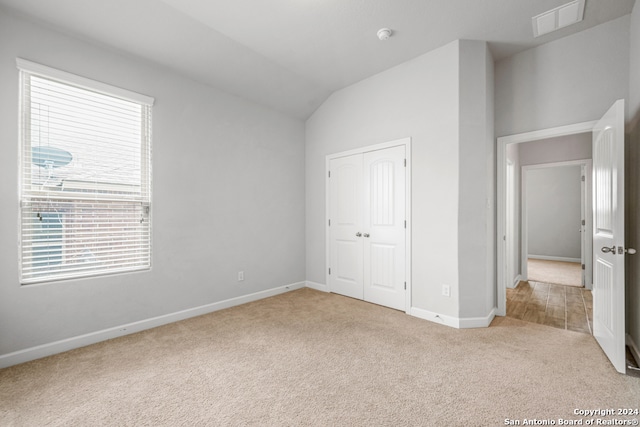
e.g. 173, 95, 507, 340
17, 58, 154, 285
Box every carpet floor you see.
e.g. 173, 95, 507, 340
528, 258, 583, 287
1, 288, 639, 426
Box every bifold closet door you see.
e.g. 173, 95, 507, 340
328, 145, 406, 311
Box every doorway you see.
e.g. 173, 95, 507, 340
497, 121, 597, 316
502, 139, 594, 335
521, 160, 593, 289
498, 100, 628, 374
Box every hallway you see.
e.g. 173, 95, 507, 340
506, 281, 592, 334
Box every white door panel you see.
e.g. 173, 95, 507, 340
363, 146, 406, 311
329, 155, 363, 300
328, 144, 407, 311
592, 99, 626, 374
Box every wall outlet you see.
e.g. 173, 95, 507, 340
442, 284, 450, 297
238, 271, 244, 281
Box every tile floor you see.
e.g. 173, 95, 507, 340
506, 281, 592, 334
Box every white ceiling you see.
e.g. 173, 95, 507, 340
0, 0, 635, 119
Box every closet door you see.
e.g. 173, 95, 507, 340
363, 146, 406, 311
328, 154, 363, 300
328, 144, 407, 311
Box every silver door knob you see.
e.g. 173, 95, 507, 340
601, 246, 616, 253
626, 248, 637, 255
356, 232, 362, 237
363, 233, 370, 238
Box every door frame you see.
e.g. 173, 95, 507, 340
505, 159, 516, 289
325, 137, 412, 314
497, 122, 596, 316
520, 160, 593, 288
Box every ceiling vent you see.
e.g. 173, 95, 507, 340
532, 0, 585, 37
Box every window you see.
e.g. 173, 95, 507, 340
18, 59, 154, 284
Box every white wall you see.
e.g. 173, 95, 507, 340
627, 1, 640, 356
495, 15, 630, 138
306, 40, 461, 318
525, 166, 582, 259
0, 9, 306, 359
458, 41, 495, 318
496, 14, 630, 310
306, 40, 494, 323
518, 133, 592, 166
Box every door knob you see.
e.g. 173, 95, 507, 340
601, 246, 616, 253
626, 248, 637, 255
355, 232, 362, 237
363, 233, 370, 238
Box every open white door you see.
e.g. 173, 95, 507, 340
592, 99, 626, 374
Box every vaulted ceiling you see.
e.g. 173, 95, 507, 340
0, 0, 634, 119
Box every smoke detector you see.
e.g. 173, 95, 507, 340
377, 28, 392, 41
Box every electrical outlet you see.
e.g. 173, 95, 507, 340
238, 271, 244, 281
442, 284, 450, 297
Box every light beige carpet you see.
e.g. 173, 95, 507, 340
1, 288, 639, 426
528, 258, 583, 287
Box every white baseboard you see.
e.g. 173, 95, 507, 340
459, 308, 496, 329
528, 255, 581, 263
410, 307, 460, 328
410, 307, 495, 329
626, 333, 640, 366
0, 281, 306, 369
508, 274, 522, 289
305, 281, 329, 292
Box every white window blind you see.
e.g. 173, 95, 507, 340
18, 59, 154, 284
